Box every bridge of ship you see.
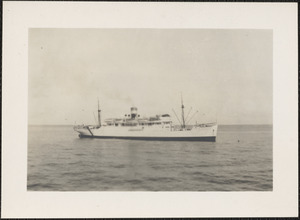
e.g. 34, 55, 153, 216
104, 114, 172, 128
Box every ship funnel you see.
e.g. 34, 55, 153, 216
130, 107, 138, 119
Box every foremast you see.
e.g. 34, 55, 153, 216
181, 93, 185, 129
98, 98, 101, 127
172, 93, 198, 129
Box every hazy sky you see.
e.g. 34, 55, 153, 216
28, 29, 272, 125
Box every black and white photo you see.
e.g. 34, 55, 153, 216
2, 2, 298, 218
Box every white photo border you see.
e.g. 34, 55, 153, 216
2, 2, 298, 218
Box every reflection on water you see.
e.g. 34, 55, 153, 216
28, 125, 272, 191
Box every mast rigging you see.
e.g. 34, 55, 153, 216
186, 111, 199, 124
172, 108, 182, 127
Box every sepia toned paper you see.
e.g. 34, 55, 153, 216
2, 2, 298, 218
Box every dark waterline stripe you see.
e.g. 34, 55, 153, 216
79, 135, 216, 142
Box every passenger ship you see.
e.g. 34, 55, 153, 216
74, 99, 218, 142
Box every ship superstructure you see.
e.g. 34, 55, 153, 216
74, 99, 218, 142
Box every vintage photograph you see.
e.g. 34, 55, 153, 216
28, 28, 273, 191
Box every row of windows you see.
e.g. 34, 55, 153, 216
106, 122, 171, 127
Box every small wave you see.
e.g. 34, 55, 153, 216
188, 171, 206, 176
79, 176, 104, 182
127, 179, 143, 185
44, 162, 60, 167
27, 183, 61, 191
68, 161, 82, 165
60, 171, 87, 177
74, 153, 85, 156
257, 183, 273, 190
27, 183, 43, 189
83, 170, 104, 175
197, 164, 217, 168
150, 166, 163, 170
229, 179, 258, 185
146, 177, 175, 183
207, 178, 253, 185
112, 164, 126, 169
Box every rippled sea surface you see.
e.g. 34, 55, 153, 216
28, 125, 272, 191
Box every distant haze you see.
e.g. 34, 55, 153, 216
28, 29, 272, 125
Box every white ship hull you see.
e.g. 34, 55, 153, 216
74, 124, 218, 142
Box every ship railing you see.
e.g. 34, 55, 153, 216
73, 125, 84, 130
170, 123, 216, 131
73, 124, 100, 130
172, 127, 193, 131
194, 122, 217, 127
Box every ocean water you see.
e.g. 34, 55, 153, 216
28, 125, 272, 191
